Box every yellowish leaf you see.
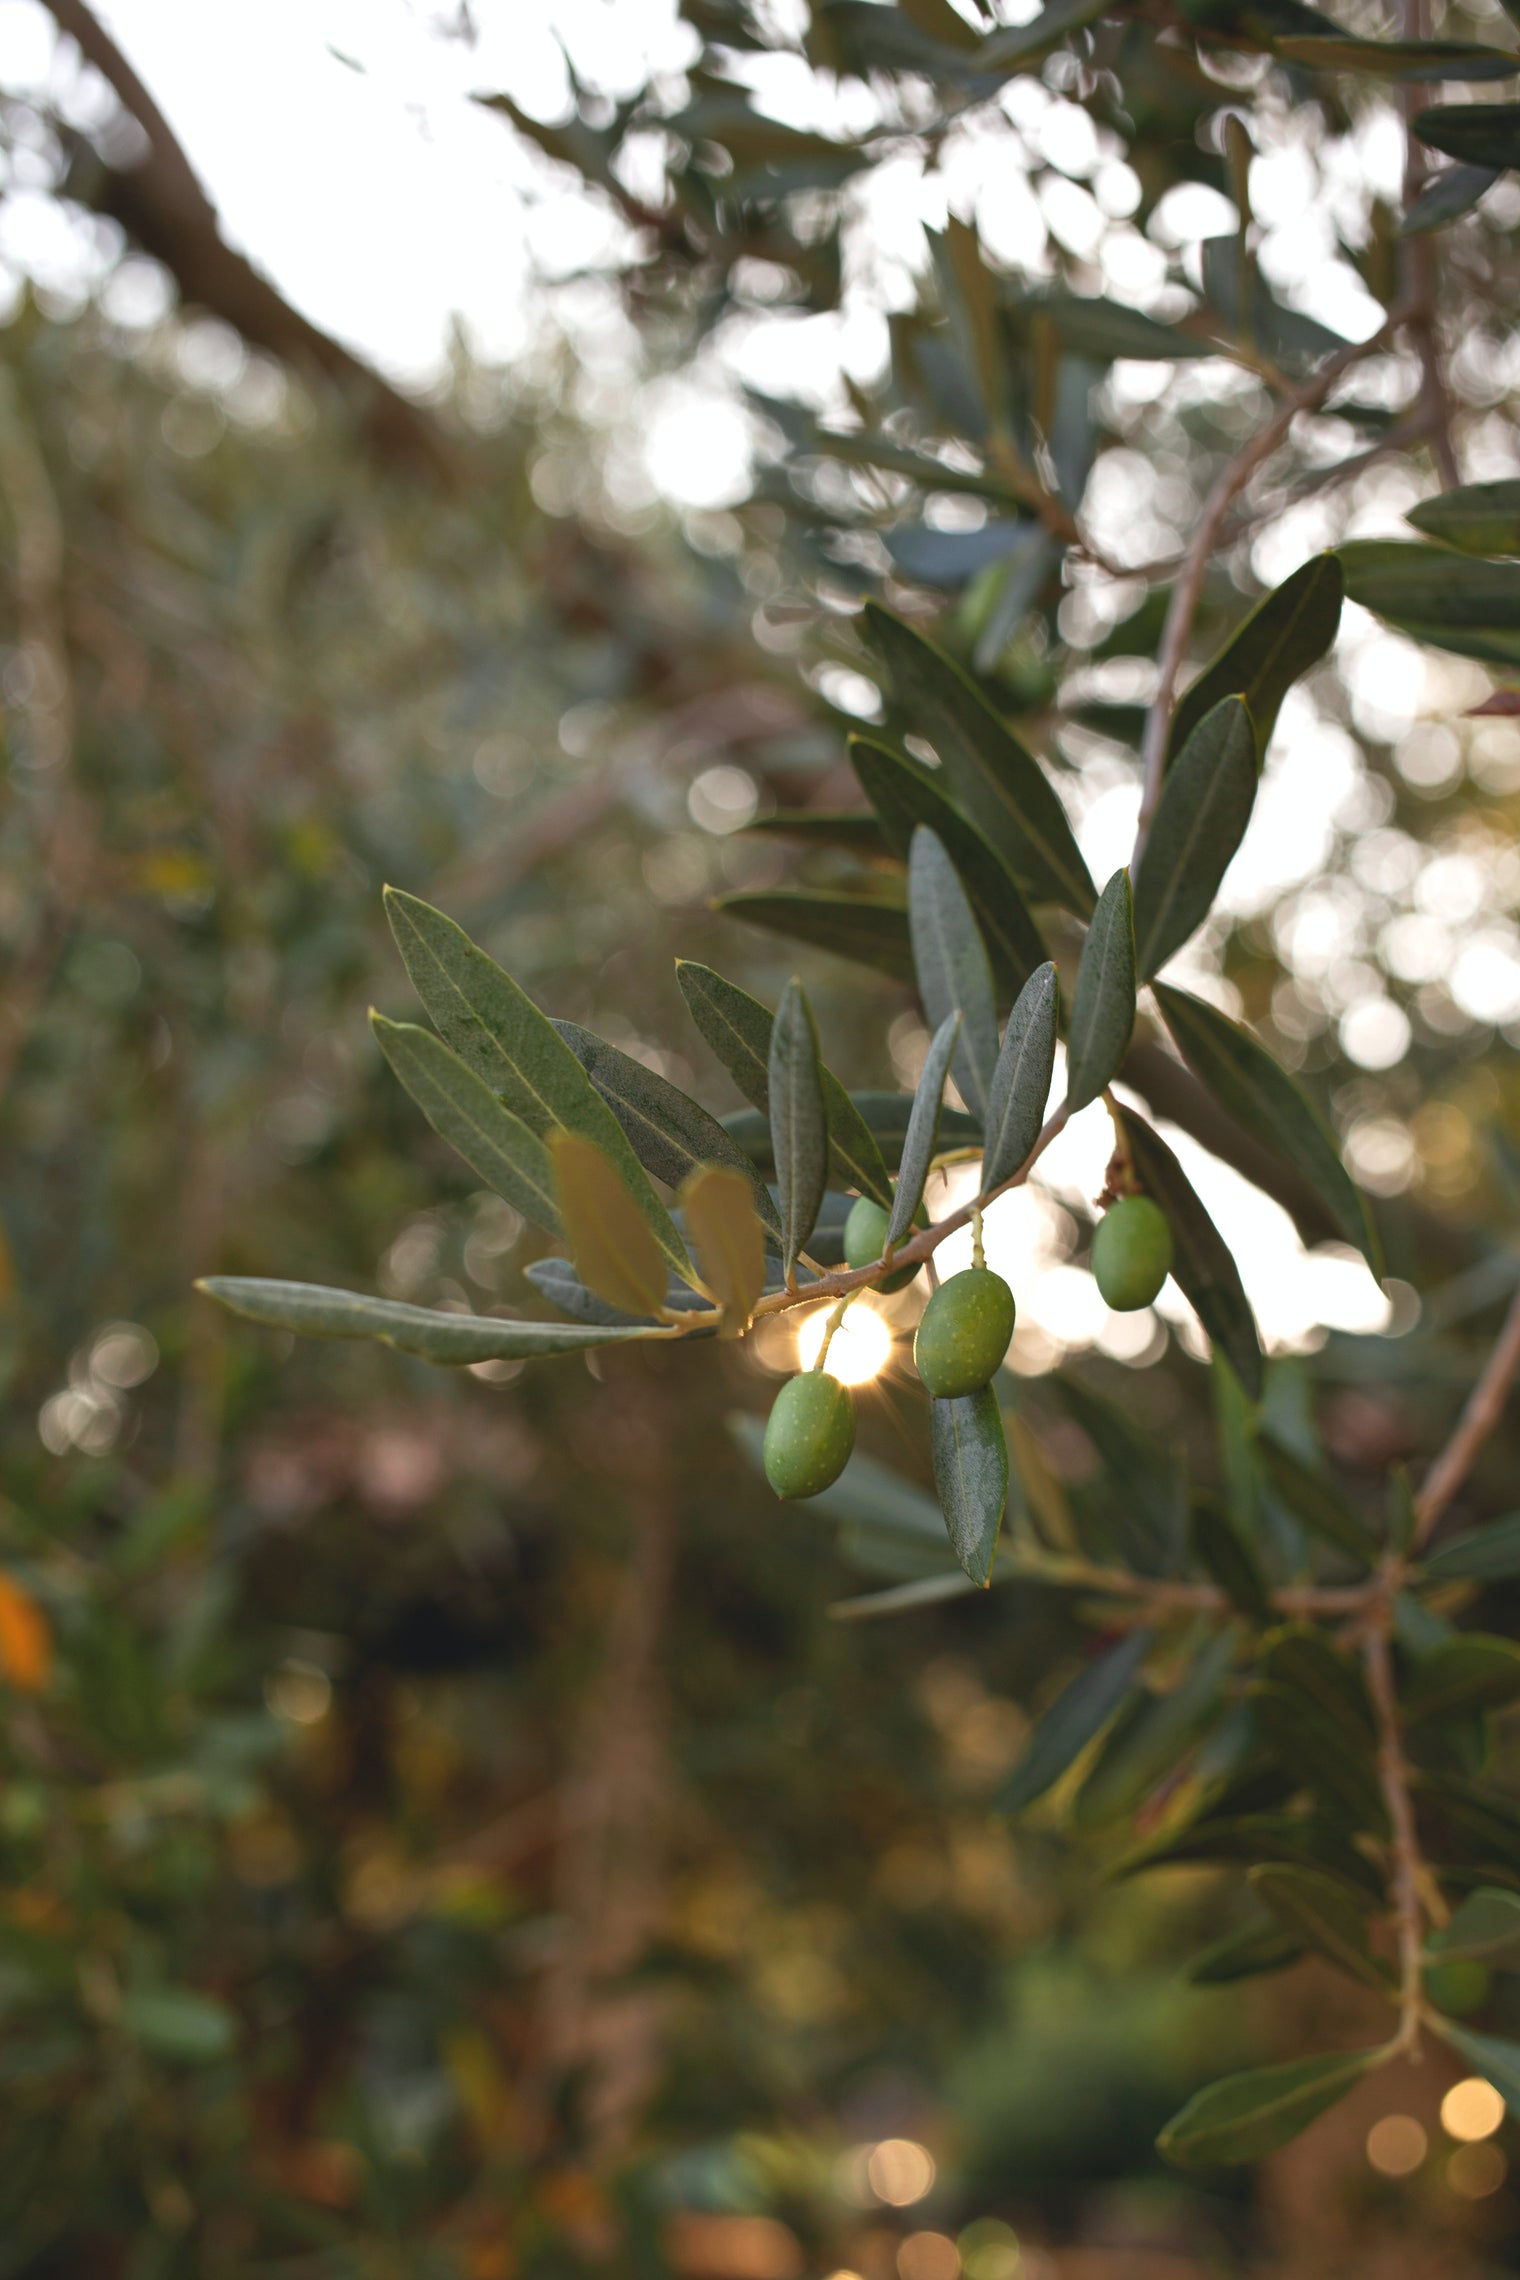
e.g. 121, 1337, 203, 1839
550, 1130, 669, 1319
680, 1165, 766, 1337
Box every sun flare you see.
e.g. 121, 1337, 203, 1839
796, 1302, 894, 1387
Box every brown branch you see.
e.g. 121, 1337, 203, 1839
1364, 1617, 1425, 2055
43, 0, 447, 474
1414, 1280, 1520, 1548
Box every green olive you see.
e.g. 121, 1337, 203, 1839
1090, 1194, 1173, 1311
913, 1267, 1016, 1399
843, 1195, 918, 1294
763, 1370, 856, 1500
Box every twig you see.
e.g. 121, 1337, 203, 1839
1132, 312, 1402, 853
1414, 1281, 1520, 1547
1004, 1549, 1379, 1619
1364, 1616, 1426, 2055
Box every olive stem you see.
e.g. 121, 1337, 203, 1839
814, 1292, 854, 1372
971, 1206, 985, 1273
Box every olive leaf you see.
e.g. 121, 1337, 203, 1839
1118, 1108, 1263, 1399
930, 1386, 1008, 1587
1402, 163, 1499, 233
1133, 697, 1257, 979
1257, 1437, 1376, 1565
1337, 540, 1520, 669
384, 888, 692, 1282
1421, 1512, 1520, 1582
1404, 1633, 1520, 1723
1406, 478, 1520, 559
680, 1165, 766, 1336
769, 978, 829, 1282
198, 1277, 670, 1364
1186, 1917, 1304, 1985
1167, 556, 1342, 762
1065, 869, 1135, 1112
675, 962, 893, 1206
1430, 1887, 1520, 1968
1430, 2022, 1520, 2123
552, 1130, 672, 1319
370, 1015, 561, 1234
1248, 1866, 1390, 1990
1412, 102, 1520, 175
907, 826, 1000, 1123
716, 889, 916, 983
982, 961, 1059, 1191
998, 1629, 1155, 1815
1158, 2048, 1382, 2168
886, 1010, 962, 1251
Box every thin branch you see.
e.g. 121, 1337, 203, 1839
1414, 1281, 1520, 1547
1364, 1617, 1426, 2056
1132, 312, 1402, 851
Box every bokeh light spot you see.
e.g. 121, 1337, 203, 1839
1442, 2076, 1506, 2143
796, 1302, 893, 1386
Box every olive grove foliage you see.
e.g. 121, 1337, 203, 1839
206, 0, 1520, 2167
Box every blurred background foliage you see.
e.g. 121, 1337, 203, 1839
1, 0, 1520, 2273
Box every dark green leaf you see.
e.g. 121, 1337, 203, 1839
1073, 1628, 1236, 1826
716, 889, 916, 982
719, 1093, 980, 1176
1168, 557, 1343, 761
676, 963, 893, 1205
1257, 1437, 1376, 1564
1430, 2022, 1520, 2121
829, 1572, 980, 1620
1186, 1917, 1304, 1985
1250, 1865, 1390, 1989
998, 1629, 1156, 1815
370, 1015, 561, 1234
1418, 1772, 1520, 1876
747, 808, 888, 853
978, 0, 1116, 71
1431, 1887, 1520, 1967
1413, 102, 1520, 173
1118, 1108, 1263, 1399
1407, 479, 1520, 559
1118, 1809, 1385, 1898
1338, 540, 1520, 668
930, 1386, 1009, 1587
1257, 1625, 1377, 1741
1191, 1501, 1272, 1623
198, 1278, 670, 1365
1158, 2048, 1380, 2169
1065, 869, 1136, 1112
1250, 1683, 1388, 1832
769, 979, 829, 1281
907, 827, 1000, 1121
886, 519, 1041, 587
1402, 163, 1500, 232
983, 962, 1059, 1190
120, 1989, 237, 2064
1134, 698, 1257, 979
850, 738, 1049, 1000
555, 1019, 780, 1234
525, 1258, 710, 1330
1406, 1633, 1520, 1723
1277, 34, 1520, 78
1053, 1372, 1187, 1575
383, 889, 690, 1279
1155, 985, 1380, 1273
1422, 1513, 1520, 1582
887, 1010, 962, 1249
1005, 288, 1212, 363
861, 603, 1096, 915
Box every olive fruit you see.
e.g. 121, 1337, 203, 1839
843, 1195, 918, 1293
763, 1370, 856, 1500
1091, 1194, 1173, 1311
913, 1267, 1016, 1399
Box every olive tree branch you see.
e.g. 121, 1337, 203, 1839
1413, 1279, 1520, 1548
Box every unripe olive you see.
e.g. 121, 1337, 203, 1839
763, 1370, 856, 1500
843, 1195, 918, 1293
913, 1267, 1016, 1399
1090, 1193, 1173, 1311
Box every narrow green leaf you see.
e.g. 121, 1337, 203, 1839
383, 889, 691, 1279
525, 1257, 708, 1329
886, 1010, 961, 1250
1118, 1809, 1385, 1899
197, 1277, 668, 1364
1073, 1629, 1236, 1827
1005, 287, 1212, 363
930, 1386, 1008, 1587
1257, 1437, 1376, 1564
1053, 1372, 1187, 1575
1422, 1512, 1520, 1582
1412, 102, 1520, 174
121, 1989, 237, 2064
1431, 2022, 1520, 2122
908, 827, 999, 1122
861, 602, 1096, 914
1155, 984, 1380, 1273
554, 1019, 781, 1235
1257, 1625, 1377, 1742
747, 808, 888, 853
1118, 1108, 1263, 1398
1158, 2048, 1381, 2169
551, 1131, 671, 1319
978, 0, 1115, 74
1418, 1771, 1520, 1876
1190, 1501, 1272, 1623
680, 1166, 766, 1336
828, 1572, 980, 1620
1168, 557, 1342, 761
1337, 540, 1520, 669
1277, 33, 1520, 78
715, 889, 916, 982
370, 1015, 561, 1234
849, 737, 1049, 997
1186, 1917, 1304, 1985
1402, 162, 1500, 232
1407, 479, 1520, 559
1430, 1887, 1520, 1968
1065, 869, 1136, 1111
1405, 1633, 1520, 1723
1251, 1683, 1388, 1831
1134, 697, 1257, 979
983, 962, 1059, 1190
1250, 1866, 1390, 1989
769, 979, 829, 1281
997, 1629, 1155, 1814
676, 962, 893, 1206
